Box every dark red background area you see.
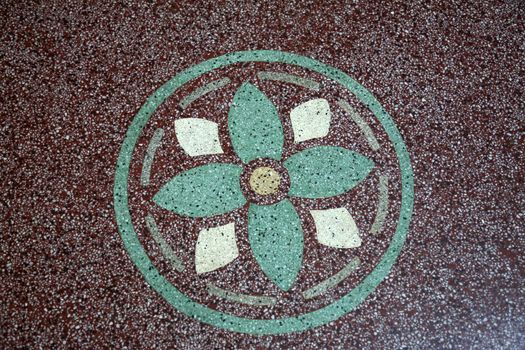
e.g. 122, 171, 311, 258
1, 1, 524, 348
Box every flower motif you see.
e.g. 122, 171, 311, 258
153, 82, 374, 291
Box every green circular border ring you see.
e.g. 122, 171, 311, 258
113, 50, 414, 335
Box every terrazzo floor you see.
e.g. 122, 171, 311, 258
1, 1, 524, 349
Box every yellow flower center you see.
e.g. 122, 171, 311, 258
249, 166, 281, 196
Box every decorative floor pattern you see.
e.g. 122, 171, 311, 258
112, 50, 413, 334
1, 1, 524, 348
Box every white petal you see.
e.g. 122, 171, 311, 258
311, 208, 361, 248
195, 223, 238, 274
175, 118, 224, 156
289, 98, 331, 143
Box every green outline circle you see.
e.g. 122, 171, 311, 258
113, 50, 414, 335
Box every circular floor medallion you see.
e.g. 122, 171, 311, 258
114, 50, 414, 335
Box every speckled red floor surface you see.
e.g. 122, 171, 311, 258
2, 1, 524, 348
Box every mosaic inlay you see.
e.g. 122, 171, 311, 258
113, 50, 414, 334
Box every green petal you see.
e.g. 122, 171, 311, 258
248, 200, 304, 291
228, 82, 284, 163
284, 146, 375, 198
153, 163, 246, 218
